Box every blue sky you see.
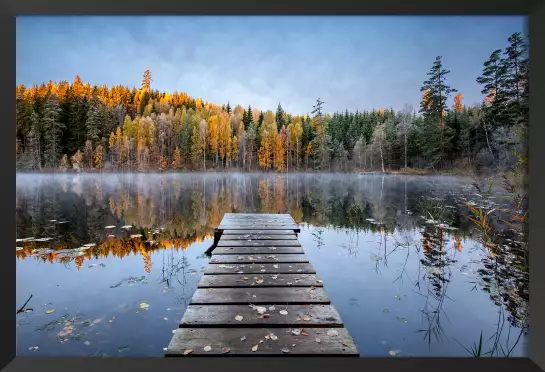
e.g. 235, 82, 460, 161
16, 16, 526, 115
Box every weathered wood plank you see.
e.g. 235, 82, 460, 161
220, 234, 297, 240
221, 229, 296, 235
180, 304, 342, 327
190, 287, 329, 305
210, 254, 309, 264
216, 225, 301, 233
222, 213, 294, 219
217, 240, 301, 247
165, 327, 358, 356
218, 225, 300, 230
198, 274, 323, 288
212, 246, 305, 255
204, 263, 316, 275
222, 216, 295, 221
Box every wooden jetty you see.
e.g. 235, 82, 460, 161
165, 213, 359, 357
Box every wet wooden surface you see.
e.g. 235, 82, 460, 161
165, 213, 358, 357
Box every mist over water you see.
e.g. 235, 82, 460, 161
16, 173, 528, 357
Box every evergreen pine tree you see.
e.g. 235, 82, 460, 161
41, 95, 64, 168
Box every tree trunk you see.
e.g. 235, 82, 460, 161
380, 142, 385, 173
404, 124, 408, 169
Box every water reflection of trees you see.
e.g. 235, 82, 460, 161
16, 173, 528, 351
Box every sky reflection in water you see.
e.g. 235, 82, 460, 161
16, 173, 528, 357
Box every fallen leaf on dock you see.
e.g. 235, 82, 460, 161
252, 345, 258, 352
183, 349, 193, 355
292, 328, 302, 336
203, 345, 212, 352
268, 306, 276, 311
326, 330, 339, 337
302, 315, 311, 321
256, 279, 264, 284
281, 348, 290, 353
279, 310, 288, 315
240, 336, 246, 341
222, 347, 230, 354
235, 315, 243, 321
315, 338, 321, 343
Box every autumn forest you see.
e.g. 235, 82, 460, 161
15, 32, 528, 175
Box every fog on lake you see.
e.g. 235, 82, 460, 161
16, 173, 528, 357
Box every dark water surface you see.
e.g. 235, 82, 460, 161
16, 173, 529, 357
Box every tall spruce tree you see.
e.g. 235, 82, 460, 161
419, 56, 457, 168
276, 103, 286, 131
41, 95, 64, 168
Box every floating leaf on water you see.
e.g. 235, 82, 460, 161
268, 306, 276, 311
279, 310, 288, 315
83, 243, 96, 248
84, 341, 91, 346
381, 341, 387, 345
251, 345, 258, 352
394, 295, 401, 300
383, 309, 390, 313
29, 346, 39, 351
117, 346, 130, 353
396, 317, 408, 323
235, 315, 243, 321
183, 349, 193, 355
203, 345, 212, 352
130, 234, 143, 239
88, 264, 97, 268
302, 315, 311, 321
164, 317, 168, 321
389, 349, 401, 356
326, 330, 339, 337
139, 303, 150, 309
46, 309, 55, 314
281, 348, 290, 353
108, 317, 115, 323
222, 347, 230, 354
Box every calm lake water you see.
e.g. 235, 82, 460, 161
16, 173, 529, 357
